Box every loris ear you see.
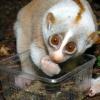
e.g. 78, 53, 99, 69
95, 32, 100, 44
88, 32, 100, 45
46, 12, 56, 29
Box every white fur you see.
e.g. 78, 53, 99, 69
42, 0, 80, 40
42, 0, 97, 53
30, 43, 46, 68
60, 30, 74, 50
14, 21, 22, 39
48, 0, 79, 24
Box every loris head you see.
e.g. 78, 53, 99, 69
42, 0, 99, 63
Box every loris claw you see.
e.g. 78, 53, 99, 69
41, 56, 61, 76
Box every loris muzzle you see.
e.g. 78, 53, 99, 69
14, 0, 100, 96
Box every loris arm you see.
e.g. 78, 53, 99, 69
30, 43, 61, 76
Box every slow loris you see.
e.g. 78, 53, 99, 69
14, 0, 100, 96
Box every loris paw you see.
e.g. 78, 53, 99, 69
15, 74, 35, 88
41, 56, 61, 76
88, 88, 96, 97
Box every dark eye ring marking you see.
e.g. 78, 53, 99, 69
65, 41, 77, 54
48, 34, 62, 48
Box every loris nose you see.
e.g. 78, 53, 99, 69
50, 52, 64, 63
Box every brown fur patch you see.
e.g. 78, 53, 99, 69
89, 32, 100, 44
47, 13, 56, 24
74, 0, 85, 23
95, 35, 100, 44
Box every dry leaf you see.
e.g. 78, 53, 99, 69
0, 45, 10, 56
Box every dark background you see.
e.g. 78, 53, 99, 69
0, 0, 31, 40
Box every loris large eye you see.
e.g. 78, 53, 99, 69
48, 34, 61, 48
65, 41, 76, 54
